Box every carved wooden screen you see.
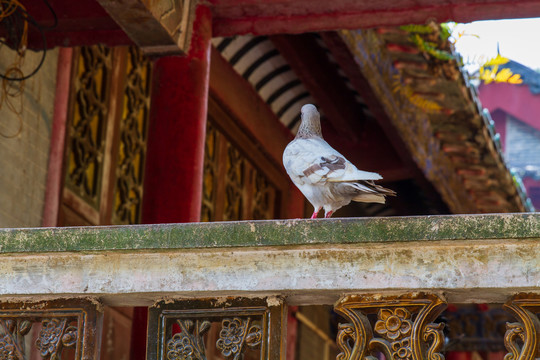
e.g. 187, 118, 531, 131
63, 45, 111, 219
112, 47, 151, 225
0, 299, 102, 360
147, 297, 286, 360
61, 45, 151, 226
202, 97, 289, 221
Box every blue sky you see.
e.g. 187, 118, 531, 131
453, 18, 540, 71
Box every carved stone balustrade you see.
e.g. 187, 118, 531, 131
0, 213, 539, 359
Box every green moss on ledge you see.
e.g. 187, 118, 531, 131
0, 213, 539, 253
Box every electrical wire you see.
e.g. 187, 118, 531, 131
0, 0, 57, 137
39, 0, 57, 29
0, 0, 48, 82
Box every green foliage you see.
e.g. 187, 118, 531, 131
439, 22, 456, 42
402, 24, 522, 85
410, 34, 455, 61
397, 22, 522, 107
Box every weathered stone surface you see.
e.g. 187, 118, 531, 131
1, 213, 540, 253
0, 214, 538, 305
0, 237, 537, 305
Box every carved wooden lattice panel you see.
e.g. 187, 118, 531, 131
147, 298, 285, 360
201, 98, 282, 221
251, 169, 277, 220
62, 45, 151, 226
335, 293, 447, 360
0, 299, 102, 360
112, 46, 152, 225
224, 142, 245, 221
201, 121, 219, 222
503, 293, 540, 360
65, 45, 112, 210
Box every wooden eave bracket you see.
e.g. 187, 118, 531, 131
96, 0, 197, 56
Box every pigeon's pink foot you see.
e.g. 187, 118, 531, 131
311, 208, 321, 219
325, 211, 333, 218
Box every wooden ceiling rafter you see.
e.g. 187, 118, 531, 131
270, 34, 365, 141
320, 32, 414, 162
319, 31, 450, 212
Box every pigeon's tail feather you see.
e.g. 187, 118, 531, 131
347, 182, 378, 194
353, 193, 387, 204
328, 169, 382, 182
367, 182, 397, 197
349, 180, 396, 204
348, 181, 396, 195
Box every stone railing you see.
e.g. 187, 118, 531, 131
0, 213, 539, 360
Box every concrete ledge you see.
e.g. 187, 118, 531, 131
0, 238, 538, 305
1, 213, 540, 253
0, 214, 539, 305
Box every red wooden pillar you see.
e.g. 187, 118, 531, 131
131, 6, 212, 360
141, 5, 212, 224
42, 47, 73, 227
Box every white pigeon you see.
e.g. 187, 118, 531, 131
283, 104, 396, 218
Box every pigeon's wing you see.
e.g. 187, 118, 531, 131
283, 140, 317, 184
324, 156, 382, 183
283, 138, 382, 185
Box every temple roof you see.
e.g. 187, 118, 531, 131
504, 60, 540, 94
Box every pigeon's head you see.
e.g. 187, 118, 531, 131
301, 104, 318, 116
297, 104, 322, 139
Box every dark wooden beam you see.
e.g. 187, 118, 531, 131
20, 0, 196, 54
19, 0, 129, 49
96, 0, 197, 55
212, 0, 540, 36
19, 0, 540, 49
